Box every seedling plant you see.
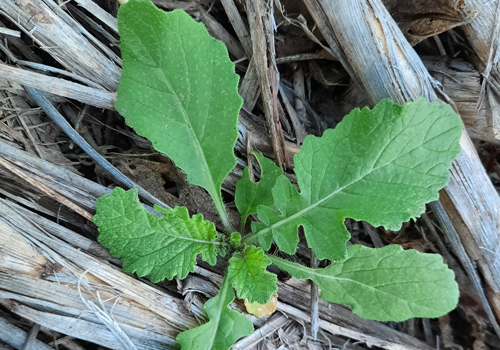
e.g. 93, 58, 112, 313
94, 1, 462, 349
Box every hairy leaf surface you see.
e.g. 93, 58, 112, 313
251, 98, 462, 260
177, 277, 253, 350
235, 152, 282, 228
268, 245, 459, 321
94, 188, 219, 282
227, 246, 277, 304
116, 0, 241, 232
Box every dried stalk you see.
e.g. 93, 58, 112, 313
0, 63, 115, 109
26, 87, 168, 209
303, 0, 500, 331
0, 0, 120, 91
246, 0, 288, 168
461, 0, 500, 142
0, 317, 52, 350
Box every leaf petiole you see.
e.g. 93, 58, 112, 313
207, 273, 231, 344
241, 230, 261, 245
212, 192, 234, 234
176, 271, 254, 349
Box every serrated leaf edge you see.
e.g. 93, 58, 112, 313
94, 188, 221, 282
227, 246, 278, 304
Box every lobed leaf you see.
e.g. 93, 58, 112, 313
268, 244, 459, 321
235, 152, 283, 229
227, 246, 277, 304
177, 277, 253, 350
115, 0, 241, 232
251, 98, 462, 261
94, 187, 219, 282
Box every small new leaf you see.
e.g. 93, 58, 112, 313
227, 246, 277, 304
94, 187, 218, 282
268, 245, 459, 321
235, 152, 283, 228
116, 0, 241, 232
177, 277, 253, 350
251, 98, 462, 261
230, 232, 242, 249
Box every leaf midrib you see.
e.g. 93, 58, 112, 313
159, 62, 218, 200
130, 15, 233, 232
207, 276, 230, 349
251, 172, 370, 240
269, 256, 441, 304
249, 135, 447, 242
141, 231, 220, 245
156, 44, 234, 233
122, 16, 217, 197
114, 208, 221, 246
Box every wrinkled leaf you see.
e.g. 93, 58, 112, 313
227, 246, 277, 304
235, 152, 283, 228
229, 231, 242, 249
177, 277, 253, 350
116, 0, 241, 232
268, 244, 459, 321
94, 187, 219, 282
251, 98, 462, 260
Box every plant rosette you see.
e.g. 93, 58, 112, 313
93, 1, 462, 349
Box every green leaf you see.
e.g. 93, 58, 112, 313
248, 98, 462, 261
235, 152, 283, 229
94, 187, 219, 282
229, 232, 242, 249
227, 246, 277, 304
177, 276, 253, 350
268, 244, 459, 321
116, 0, 241, 233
